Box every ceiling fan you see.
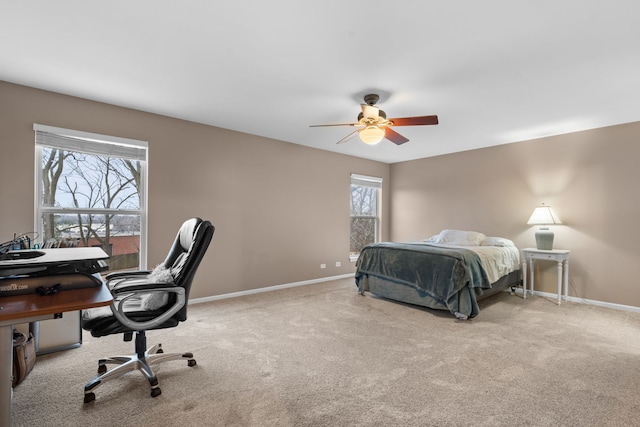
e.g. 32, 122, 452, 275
310, 94, 438, 145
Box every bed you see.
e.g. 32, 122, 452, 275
354, 229, 522, 319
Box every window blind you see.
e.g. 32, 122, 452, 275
350, 173, 382, 189
34, 124, 147, 161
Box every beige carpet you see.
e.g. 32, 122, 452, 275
11, 278, 640, 426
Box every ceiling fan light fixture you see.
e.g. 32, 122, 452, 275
310, 92, 438, 146
359, 125, 385, 145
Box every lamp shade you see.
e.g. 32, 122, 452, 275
527, 205, 561, 225
527, 204, 561, 250
359, 125, 385, 145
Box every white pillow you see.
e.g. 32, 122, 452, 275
480, 236, 515, 247
423, 234, 440, 243
148, 264, 174, 283
142, 264, 173, 310
429, 229, 487, 246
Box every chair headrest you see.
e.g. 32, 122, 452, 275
178, 218, 200, 252
163, 218, 214, 287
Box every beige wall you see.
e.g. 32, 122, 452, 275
3, 80, 639, 308
0, 81, 390, 299
390, 122, 640, 307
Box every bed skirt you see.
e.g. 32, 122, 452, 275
356, 270, 522, 319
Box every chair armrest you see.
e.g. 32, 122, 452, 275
105, 270, 151, 280
108, 282, 185, 331
109, 278, 178, 294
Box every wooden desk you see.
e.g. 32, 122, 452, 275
0, 285, 113, 427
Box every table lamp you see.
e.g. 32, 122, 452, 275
527, 204, 561, 250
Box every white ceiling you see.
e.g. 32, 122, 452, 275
2, 1, 640, 164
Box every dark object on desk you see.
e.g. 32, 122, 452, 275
0, 273, 103, 297
12, 330, 36, 387
0, 250, 45, 261
81, 217, 214, 402
0, 233, 32, 254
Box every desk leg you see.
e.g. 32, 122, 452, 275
522, 259, 527, 299
1, 324, 13, 427
556, 261, 562, 305
563, 259, 569, 302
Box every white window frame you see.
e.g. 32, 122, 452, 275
33, 124, 149, 269
349, 173, 382, 261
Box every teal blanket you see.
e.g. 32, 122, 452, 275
355, 243, 491, 318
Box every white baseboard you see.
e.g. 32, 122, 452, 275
189, 273, 354, 305
510, 288, 640, 313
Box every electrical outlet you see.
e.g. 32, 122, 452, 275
320, 263, 326, 269
335, 261, 341, 267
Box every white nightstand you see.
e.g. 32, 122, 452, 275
521, 248, 570, 305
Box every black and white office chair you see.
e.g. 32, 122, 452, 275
81, 217, 214, 403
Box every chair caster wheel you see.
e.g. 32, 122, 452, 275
151, 388, 162, 397
98, 364, 107, 375
84, 392, 96, 403
156, 348, 164, 354
188, 359, 197, 367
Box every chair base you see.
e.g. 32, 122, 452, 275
83, 331, 196, 403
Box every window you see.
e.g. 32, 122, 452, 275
34, 124, 148, 272
350, 174, 382, 260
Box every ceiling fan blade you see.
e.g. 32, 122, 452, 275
336, 130, 359, 144
388, 115, 439, 126
310, 123, 360, 127
384, 127, 409, 145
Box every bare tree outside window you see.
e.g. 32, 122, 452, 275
350, 182, 379, 257
38, 140, 145, 272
